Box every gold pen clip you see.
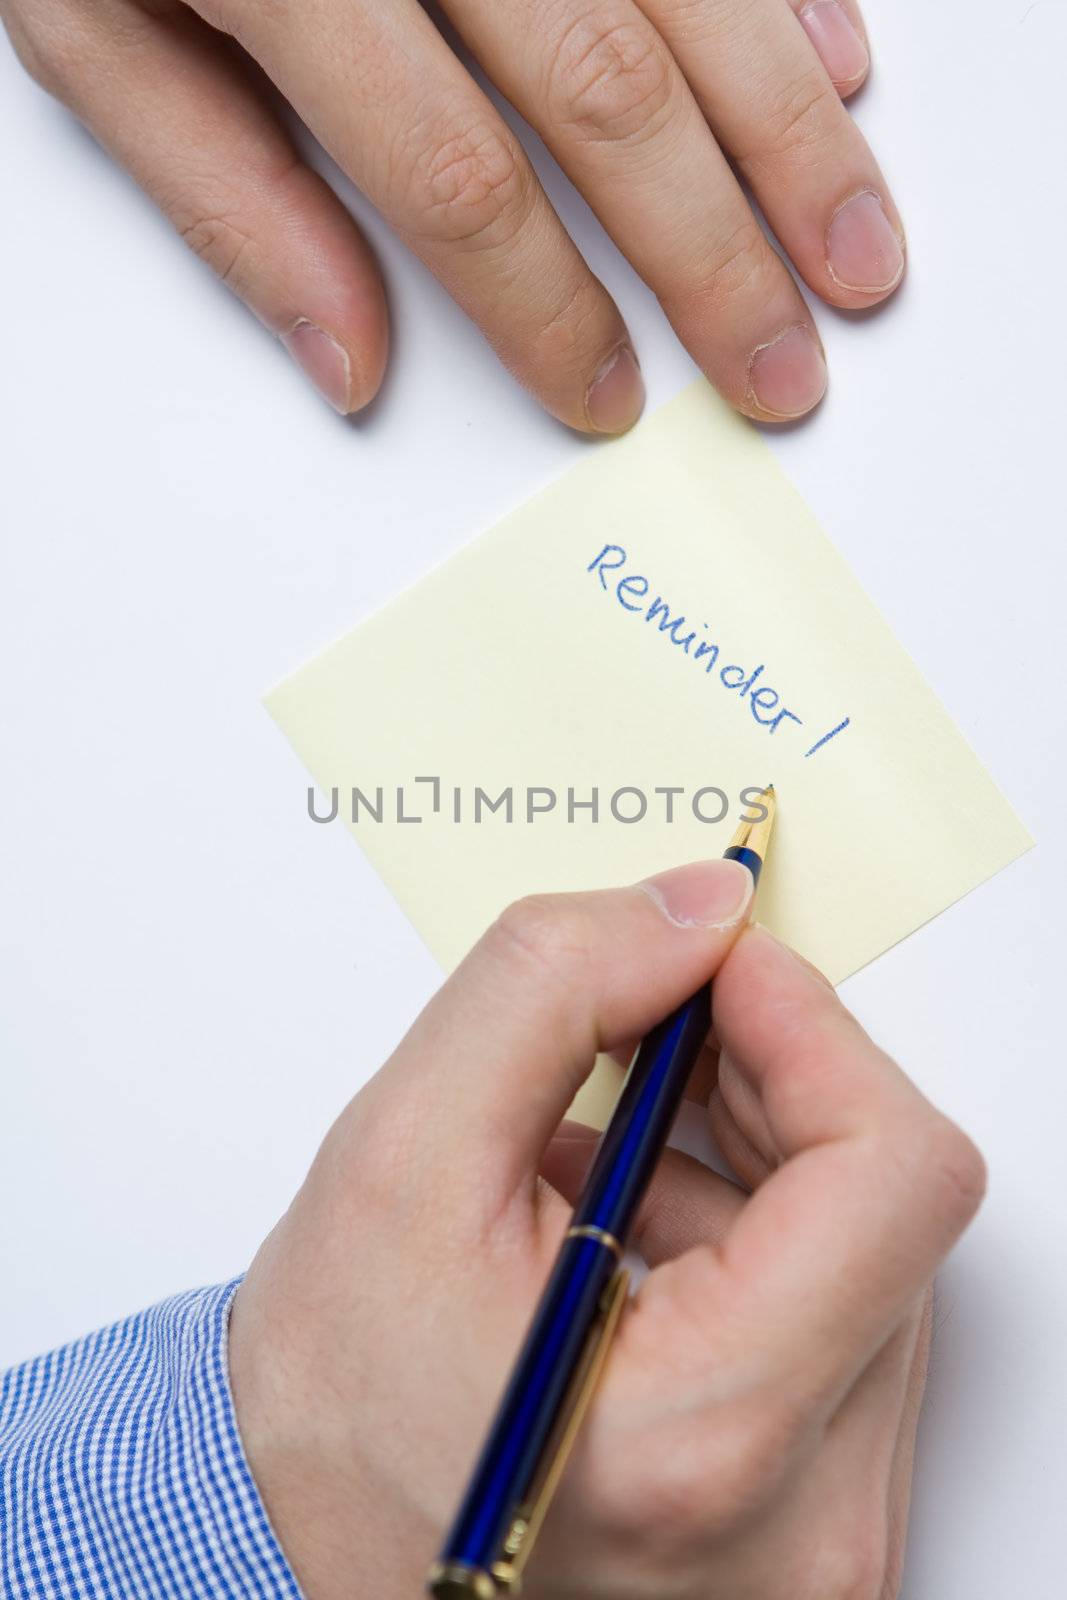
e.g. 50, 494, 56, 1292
489, 1264, 629, 1594
429, 1266, 629, 1600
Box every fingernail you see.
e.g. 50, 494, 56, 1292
585, 345, 645, 434
749, 325, 828, 419
640, 859, 754, 930
281, 320, 352, 413
826, 191, 905, 295
799, 1, 869, 87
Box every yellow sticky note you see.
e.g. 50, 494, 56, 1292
266, 383, 1031, 1123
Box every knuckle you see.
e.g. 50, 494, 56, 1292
807, 1523, 890, 1600
602, 1403, 799, 1548
918, 1115, 987, 1226
636, 1452, 719, 1548
585, 1429, 711, 1554
703, 1401, 801, 1520
546, 9, 678, 146
706, 219, 771, 304
666, 216, 772, 321
490, 894, 587, 980
4, 6, 79, 99
529, 274, 609, 375
407, 120, 530, 248
746, 66, 841, 166
175, 207, 256, 291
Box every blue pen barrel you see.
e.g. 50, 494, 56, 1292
434, 833, 767, 1594
575, 836, 760, 1241
437, 986, 713, 1589
574, 985, 711, 1238
441, 1233, 617, 1579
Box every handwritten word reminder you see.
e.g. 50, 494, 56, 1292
587, 544, 850, 757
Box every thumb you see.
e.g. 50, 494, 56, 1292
380, 859, 755, 1198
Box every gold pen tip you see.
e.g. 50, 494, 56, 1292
726, 785, 777, 858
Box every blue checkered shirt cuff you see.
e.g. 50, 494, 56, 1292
0, 1278, 305, 1598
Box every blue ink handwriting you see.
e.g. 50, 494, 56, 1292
586, 544, 850, 757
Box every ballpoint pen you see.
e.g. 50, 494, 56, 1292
427, 788, 777, 1599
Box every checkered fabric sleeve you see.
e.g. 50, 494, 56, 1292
0, 1278, 304, 1598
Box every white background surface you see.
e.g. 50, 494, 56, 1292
1, 1, 1063, 1593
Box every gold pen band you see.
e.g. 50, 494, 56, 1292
426, 1560, 499, 1599
565, 1224, 623, 1260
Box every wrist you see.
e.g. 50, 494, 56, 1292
228, 1277, 430, 1600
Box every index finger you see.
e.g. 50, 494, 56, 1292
644, 925, 985, 1418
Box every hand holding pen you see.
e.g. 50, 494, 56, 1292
227, 854, 985, 1600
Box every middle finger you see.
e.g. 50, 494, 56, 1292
448, 0, 829, 420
